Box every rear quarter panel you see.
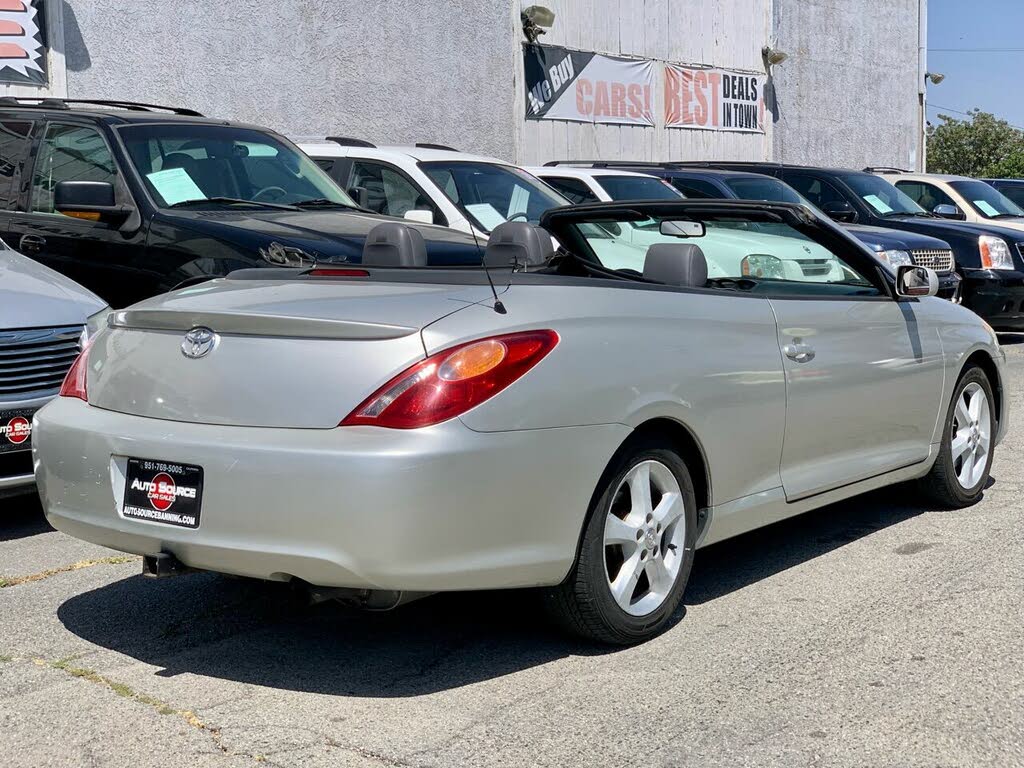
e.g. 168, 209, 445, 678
422, 283, 787, 508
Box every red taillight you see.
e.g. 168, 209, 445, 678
340, 330, 559, 429
307, 268, 370, 277
59, 339, 93, 401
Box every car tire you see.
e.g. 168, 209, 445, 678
544, 437, 698, 645
920, 365, 996, 508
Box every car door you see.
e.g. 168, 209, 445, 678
8, 120, 146, 306
763, 232, 946, 500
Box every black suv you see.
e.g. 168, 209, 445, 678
676, 161, 1024, 330
0, 98, 481, 307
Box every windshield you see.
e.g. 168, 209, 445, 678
562, 209, 880, 297
839, 173, 925, 216
598, 175, 683, 201
421, 161, 566, 233
117, 124, 355, 208
950, 180, 1024, 218
724, 176, 806, 205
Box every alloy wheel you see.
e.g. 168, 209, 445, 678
951, 381, 991, 490
603, 460, 687, 617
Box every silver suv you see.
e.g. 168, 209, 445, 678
1, 241, 107, 497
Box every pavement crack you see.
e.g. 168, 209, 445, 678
18, 654, 271, 765
0, 556, 139, 588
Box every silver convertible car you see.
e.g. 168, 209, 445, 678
34, 200, 1006, 644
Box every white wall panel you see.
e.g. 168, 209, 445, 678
516, 0, 772, 165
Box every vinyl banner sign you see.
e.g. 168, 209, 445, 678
0, 0, 46, 85
664, 65, 766, 133
524, 43, 655, 126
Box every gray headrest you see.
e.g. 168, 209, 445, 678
643, 243, 708, 288
362, 222, 427, 267
484, 222, 553, 268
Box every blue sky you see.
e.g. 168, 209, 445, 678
928, 0, 1024, 129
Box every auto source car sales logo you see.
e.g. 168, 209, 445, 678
130, 473, 197, 511
1, 416, 30, 445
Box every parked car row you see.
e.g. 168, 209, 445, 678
0, 97, 1012, 645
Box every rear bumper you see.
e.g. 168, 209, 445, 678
961, 269, 1024, 330
33, 398, 628, 591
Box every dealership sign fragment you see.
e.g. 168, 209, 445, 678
524, 43, 655, 125
0, 0, 46, 85
665, 65, 766, 133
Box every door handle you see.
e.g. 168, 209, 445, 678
19, 234, 45, 254
784, 343, 816, 363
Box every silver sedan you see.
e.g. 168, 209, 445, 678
33, 201, 1007, 644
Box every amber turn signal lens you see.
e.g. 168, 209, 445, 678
437, 339, 507, 381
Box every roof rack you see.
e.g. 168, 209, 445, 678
415, 142, 458, 151
863, 166, 911, 174
542, 160, 679, 168
326, 136, 376, 148
0, 97, 203, 116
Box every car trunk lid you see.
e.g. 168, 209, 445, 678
86, 278, 494, 428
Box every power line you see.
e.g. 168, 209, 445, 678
927, 103, 1024, 132
930, 48, 1024, 52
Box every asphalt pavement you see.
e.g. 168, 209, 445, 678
2, 341, 1023, 768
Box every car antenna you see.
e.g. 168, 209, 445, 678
470, 225, 507, 315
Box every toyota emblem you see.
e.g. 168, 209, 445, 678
181, 327, 218, 359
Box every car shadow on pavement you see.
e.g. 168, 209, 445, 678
687, 484, 930, 604
56, 482, 949, 696
0, 494, 53, 542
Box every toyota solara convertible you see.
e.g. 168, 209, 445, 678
33, 201, 1006, 644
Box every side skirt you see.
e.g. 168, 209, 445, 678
696, 444, 939, 549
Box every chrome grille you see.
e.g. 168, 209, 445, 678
799, 259, 833, 277
911, 248, 954, 273
0, 326, 83, 400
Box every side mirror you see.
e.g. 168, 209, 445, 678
659, 219, 706, 238
347, 186, 369, 208
821, 200, 857, 223
403, 209, 434, 224
896, 265, 939, 298
54, 181, 129, 222
933, 203, 964, 220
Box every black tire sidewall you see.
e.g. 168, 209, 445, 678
577, 441, 698, 643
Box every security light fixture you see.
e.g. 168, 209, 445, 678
522, 5, 555, 43
761, 46, 788, 67
926, 72, 945, 85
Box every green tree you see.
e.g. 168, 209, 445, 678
927, 109, 1024, 178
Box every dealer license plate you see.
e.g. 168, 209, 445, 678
122, 458, 204, 529
0, 409, 34, 454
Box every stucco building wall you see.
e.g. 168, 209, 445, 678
60, 0, 520, 159
772, 0, 924, 170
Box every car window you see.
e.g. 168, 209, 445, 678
667, 178, 721, 199
949, 179, 1024, 219
117, 124, 354, 208
838, 173, 925, 216
895, 180, 956, 213
567, 212, 881, 297
785, 174, 848, 209
724, 176, 805, 205
349, 160, 441, 221
0, 120, 31, 210
598, 175, 683, 201
31, 123, 119, 214
420, 161, 567, 233
995, 184, 1024, 209
541, 176, 600, 204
